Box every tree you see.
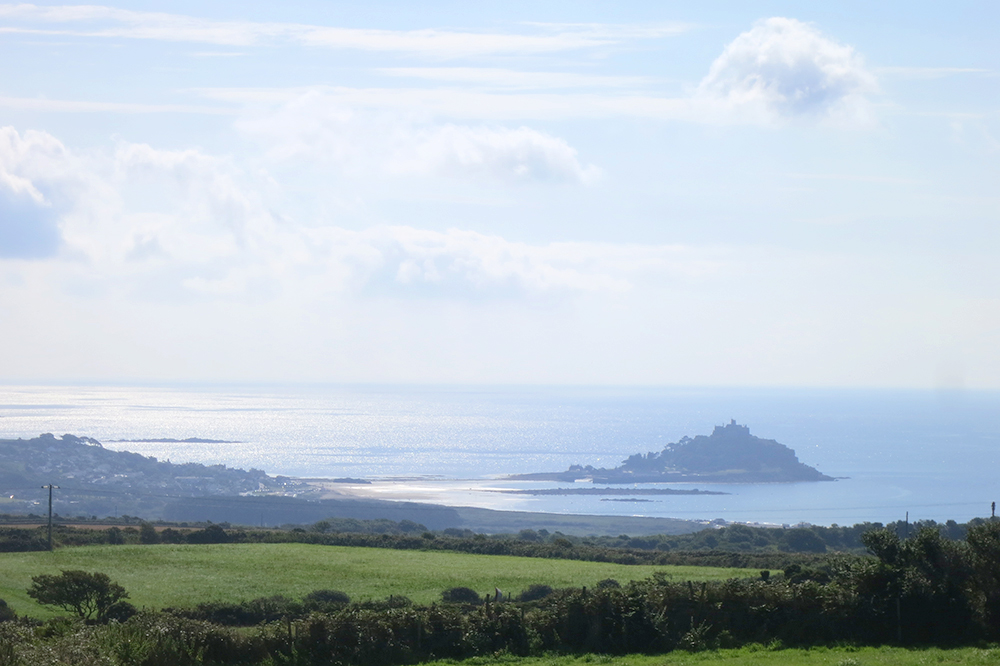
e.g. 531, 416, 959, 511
187, 524, 229, 544
854, 527, 974, 642
27, 570, 129, 622
967, 521, 1000, 633
781, 528, 827, 553
139, 522, 159, 544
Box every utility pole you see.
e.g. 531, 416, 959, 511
41, 484, 59, 551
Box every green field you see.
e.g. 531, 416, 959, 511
0, 543, 764, 618
427, 646, 1000, 666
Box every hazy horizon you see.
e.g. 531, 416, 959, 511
1, 2, 996, 389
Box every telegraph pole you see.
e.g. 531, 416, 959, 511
41, 484, 59, 551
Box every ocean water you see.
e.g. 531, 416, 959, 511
0, 384, 997, 527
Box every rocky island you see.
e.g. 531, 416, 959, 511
509, 420, 833, 484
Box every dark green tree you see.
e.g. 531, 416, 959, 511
27, 570, 129, 622
139, 522, 159, 544
967, 521, 1000, 633
853, 527, 974, 643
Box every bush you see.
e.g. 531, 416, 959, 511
596, 578, 621, 589
518, 584, 554, 602
353, 595, 412, 611
441, 587, 482, 604
303, 589, 351, 611
104, 600, 138, 623
0, 599, 14, 623
171, 596, 300, 626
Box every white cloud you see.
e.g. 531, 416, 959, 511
198, 16, 879, 128
389, 124, 601, 183
697, 17, 878, 124
0, 126, 101, 258
235, 90, 600, 183
0, 4, 687, 57
0, 127, 709, 300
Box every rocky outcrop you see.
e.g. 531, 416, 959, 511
509, 421, 833, 483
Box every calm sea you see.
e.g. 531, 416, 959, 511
1, 384, 997, 527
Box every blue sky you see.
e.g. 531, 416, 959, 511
0, 1, 997, 387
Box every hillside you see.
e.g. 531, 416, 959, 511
0, 433, 298, 498
0, 434, 704, 535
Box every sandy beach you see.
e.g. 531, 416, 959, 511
304, 477, 534, 512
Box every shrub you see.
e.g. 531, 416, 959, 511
518, 584, 554, 602
172, 596, 300, 626
441, 587, 482, 604
0, 599, 14, 623
353, 595, 412, 611
104, 600, 138, 623
596, 578, 621, 589
303, 589, 351, 611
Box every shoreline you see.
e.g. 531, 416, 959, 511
294, 477, 800, 535
297, 476, 714, 535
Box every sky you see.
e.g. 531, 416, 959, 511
0, 1, 997, 388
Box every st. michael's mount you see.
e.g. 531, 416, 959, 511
508, 421, 834, 484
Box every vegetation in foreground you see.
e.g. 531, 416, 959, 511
0, 522, 998, 665
424, 646, 1000, 666
0, 520, 998, 665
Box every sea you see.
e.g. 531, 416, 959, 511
1, 384, 997, 527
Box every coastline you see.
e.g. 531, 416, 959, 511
298, 476, 711, 536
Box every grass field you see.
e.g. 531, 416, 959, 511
0, 543, 765, 618
427, 646, 1000, 666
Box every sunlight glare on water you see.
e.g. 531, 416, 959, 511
1, 384, 998, 526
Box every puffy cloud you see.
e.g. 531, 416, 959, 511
236, 90, 599, 183
390, 124, 600, 183
697, 17, 877, 124
0, 127, 707, 301
199, 16, 876, 130
0, 184, 60, 258
0, 127, 84, 258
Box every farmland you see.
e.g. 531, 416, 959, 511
0, 542, 765, 618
